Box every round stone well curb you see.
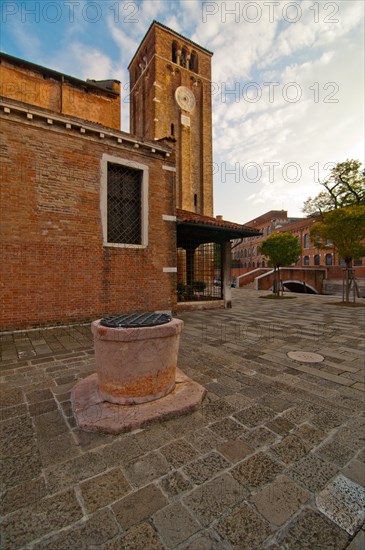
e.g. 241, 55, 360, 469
71, 315, 206, 434
71, 369, 206, 434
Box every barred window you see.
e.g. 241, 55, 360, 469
101, 155, 148, 248
107, 163, 142, 245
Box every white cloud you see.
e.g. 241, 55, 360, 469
108, 21, 137, 57
2, 0, 363, 223
210, 0, 364, 221
261, 0, 364, 67
195, 14, 279, 82
2, 18, 41, 60
51, 43, 114, 81
164, 15, 182, 34
139, 0, 166, 22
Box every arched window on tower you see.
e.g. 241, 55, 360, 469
190, 51, 198, 73
181, 47, 188, 68
172, 41, 179, 64
171, 123, 174, 136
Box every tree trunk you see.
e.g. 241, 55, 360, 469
344, 259, 353, 303
273, 266, 280, 297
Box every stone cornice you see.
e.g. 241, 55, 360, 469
0, 98, 173, 159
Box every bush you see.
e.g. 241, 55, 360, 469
192, 280, 206, 292
177, 282, 185, 294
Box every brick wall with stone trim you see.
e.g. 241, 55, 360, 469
0, 54, 121, 131
0, 106, 176, 330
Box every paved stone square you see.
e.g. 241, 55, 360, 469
1, 289, 364, 549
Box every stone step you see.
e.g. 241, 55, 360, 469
241, 281, 255, 288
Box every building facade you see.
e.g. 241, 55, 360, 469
0, 21, 258, 330
0, 44, 180, 330
232, 210, 364, 280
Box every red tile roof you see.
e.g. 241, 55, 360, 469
176, 209, 257, 233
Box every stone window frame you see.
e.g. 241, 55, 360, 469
100, 154, 149, 249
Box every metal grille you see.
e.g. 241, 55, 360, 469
100, 312, 172, 328
107, 163, 142, 244
177, 242, 223, 302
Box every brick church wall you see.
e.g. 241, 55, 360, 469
0, 109, 176, 330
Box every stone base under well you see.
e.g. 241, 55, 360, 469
71, 369, 206, 434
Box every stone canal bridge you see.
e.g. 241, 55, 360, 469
237, 267, 327, 294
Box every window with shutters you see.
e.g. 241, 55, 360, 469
101, 155, 148, 248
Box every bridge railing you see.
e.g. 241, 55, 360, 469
254, 267, 327, 292
236, 268, 271, 287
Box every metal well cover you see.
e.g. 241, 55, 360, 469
100, 312, 172, 328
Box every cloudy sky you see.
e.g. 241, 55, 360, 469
1, 0, 364, 223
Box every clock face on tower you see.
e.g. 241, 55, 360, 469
175, 86, 196, 112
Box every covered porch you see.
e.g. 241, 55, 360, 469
176, 210, 260, 310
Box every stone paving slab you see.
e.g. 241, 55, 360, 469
0, 289, 364, 549
316, 474, 365, 535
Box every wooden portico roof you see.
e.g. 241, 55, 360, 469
176, 209, 261, 246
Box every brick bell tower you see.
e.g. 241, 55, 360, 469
128, 21, 213, 216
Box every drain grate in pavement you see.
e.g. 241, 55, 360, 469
287, 351, 324, 363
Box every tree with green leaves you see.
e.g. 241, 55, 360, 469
303, 160, 365, 217
310, 205, 365, 302
259, 233, 302, 297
